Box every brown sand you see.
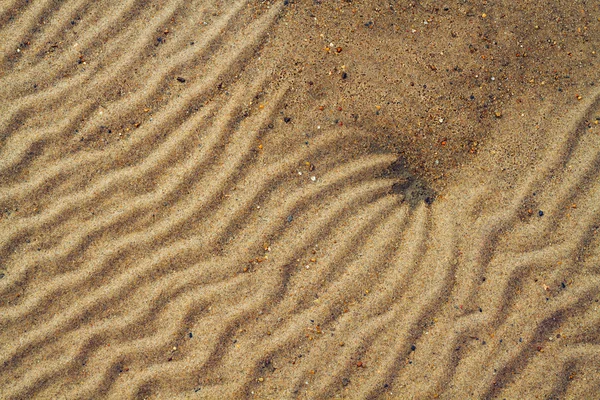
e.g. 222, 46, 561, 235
1, 0, 600, 398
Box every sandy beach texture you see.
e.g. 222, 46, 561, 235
1, 0, 600, 398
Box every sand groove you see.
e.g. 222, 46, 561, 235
1, 1, 599, 399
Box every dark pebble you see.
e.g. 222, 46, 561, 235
177, 77, 186, 83
411, 345, 416, 351
189, 332, 193, 338
342, 72, 348, 79
342, 378, 350, 386
287, 215, 293, 223
538, 210, 544, 216
284, 117, 291, 123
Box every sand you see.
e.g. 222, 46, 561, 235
1, 0, 599, 398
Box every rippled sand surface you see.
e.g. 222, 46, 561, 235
1, 1, 599, 398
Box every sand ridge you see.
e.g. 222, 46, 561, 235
1, 0, 599, 398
